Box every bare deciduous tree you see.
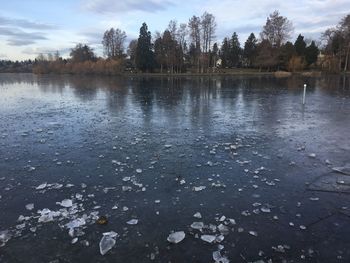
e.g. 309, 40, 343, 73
102, 28, 127, 59
260, 10, 293, 48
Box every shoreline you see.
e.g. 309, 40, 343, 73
0, 71, 349, 77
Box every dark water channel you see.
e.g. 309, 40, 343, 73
0, 73, 350, 262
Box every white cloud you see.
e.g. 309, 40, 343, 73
82, 0, 175, 14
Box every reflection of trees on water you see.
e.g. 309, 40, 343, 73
0, 73, 37, 86
1, 74, 349, 132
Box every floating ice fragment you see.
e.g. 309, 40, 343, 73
126, 219, 138, 225
309, 197, 319, 201
308, 153, 316, 158
25, 203, 34, 211
241, 210, 250, 216
228, 219, 236, 225
190, 222, 204, 230
66, 218, 86, 230
0, 230, 11, 247
215, 235, 225, 242
217, 224, 229, 235
36, 182, 47, 190
249, 231, 258, 237
38, 209, 60, 223
219, 216, 226, 222
136, 169, 142, 174
201, 235, 216, 243
332, 166, 350, 175
193, 212, 202, 219
71, 237, 78, 244
122, 186, 132, 191
167, 231, 185, 244
75, 193, 83, 200
193, 186, 206, 192
164, 145, 172, 148
213, 250, 230, 263
99, 232, 118, 255
57, 199, 73, 208
261, 207, 271, 213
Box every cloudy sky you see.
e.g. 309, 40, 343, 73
0, 0, 349, 60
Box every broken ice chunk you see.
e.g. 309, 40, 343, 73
136, 169, 142, 174
249, 231, 258, 237
193, 186, 206, 192
217, 224, 229, 235
261, 207, 271, 213
36, 182, 47, 190
308, 153, 316, 158
190, 222, 204, 230
213, 250, 230, 263
38, 208, 61, 223
332, 166, 350, 175
99, 232, 118, 255
25, 203, 34, 211
66, 218, 86, 230
219, 216, 226, 222
167, 231, 185, 244
201, 235, 216, 243
193, 212, 202, 219
0, 230, 11, 247
126, 219, 138, 225
57, 199, 73, 208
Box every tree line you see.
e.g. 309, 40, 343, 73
30, 10, 350, 74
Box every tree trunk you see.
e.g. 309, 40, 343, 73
344, 43, 350, 72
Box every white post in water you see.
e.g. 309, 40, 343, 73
302, 84, 307, 105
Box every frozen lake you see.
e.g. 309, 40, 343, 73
0, 73, 350, 262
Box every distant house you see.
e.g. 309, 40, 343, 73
216, 58, 222, 68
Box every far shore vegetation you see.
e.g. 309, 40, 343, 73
1, 11, 349, 76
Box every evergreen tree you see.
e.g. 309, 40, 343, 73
136, 23, 154, 72
243, 33, 257, 67
305, 41, 319, 66
230, 32, 241, 67
220, 37, 231, 68
278, 41, 296, 69
294, 34, 306, 56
